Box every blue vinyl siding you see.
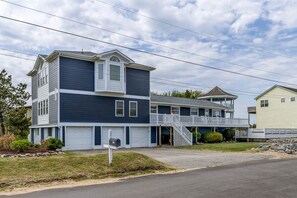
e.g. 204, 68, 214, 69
55, 127, 59, 139
158, 106, 170, 114
151, 127, 157, 144
199, 108, 205, 116
126, 68, 150, 96
60, 57, 94, 91
180, 107, 190, 116
41, 128, 44, 140
60, 93, 149, 123
62, 126, 65, 144
30, 128, 34, 143
126, 127, 130, 145
95, 127, 101, 146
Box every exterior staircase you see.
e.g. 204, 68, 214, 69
172, 115, 193, 146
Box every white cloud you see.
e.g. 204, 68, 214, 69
0, 0, 297, 118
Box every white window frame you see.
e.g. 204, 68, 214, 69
281, 98, 285, 103
171, 106, 180, 115
129, 101, 138, 117
115, 100, 124, 117
190, 107, 198, 116
98, 63, 104, 80
151, 105, 158, 114
110, 64, 121, 81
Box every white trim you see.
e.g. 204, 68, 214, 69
129, 101, 138, 117
57, 56, 60, 125
59, 122, 151, 127
32, 99, 38, 103
59, 89, 150, 100
115, 100, 124, 117
151, 101, 226, 110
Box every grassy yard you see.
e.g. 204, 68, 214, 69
0, 152, 174, 190
178, 142, 260, 152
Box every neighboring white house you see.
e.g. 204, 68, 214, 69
243, 85, 297, 140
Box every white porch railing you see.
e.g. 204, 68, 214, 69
236, 128, 297, 139
172, 115, 193, 145
150, 113, 249, 127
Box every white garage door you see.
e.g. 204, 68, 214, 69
66, 127, 93, 150
130, 127, 149, 148
102, 127, 124, 147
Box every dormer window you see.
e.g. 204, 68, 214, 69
110, 56, 120, 62
110, 64, 121, 81
95, 54, 125, 93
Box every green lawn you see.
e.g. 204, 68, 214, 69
0, 152, 174, 190
177, 142, 259, 152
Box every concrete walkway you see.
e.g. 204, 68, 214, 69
75, 147, 273, 169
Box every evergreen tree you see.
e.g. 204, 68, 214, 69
0, 69, 30, 136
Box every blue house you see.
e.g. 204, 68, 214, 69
27, 49, 248, 150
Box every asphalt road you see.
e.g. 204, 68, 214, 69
3, 158, 297, 198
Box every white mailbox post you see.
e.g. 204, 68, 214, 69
103, 129, 121, 165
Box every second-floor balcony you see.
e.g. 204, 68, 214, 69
150, 113, 249, 128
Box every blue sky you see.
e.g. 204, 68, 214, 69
1, 0, 297, 121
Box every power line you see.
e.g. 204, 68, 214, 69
1, 15, 297, 88
94, 0, 297, 62
0, 47, 291, 99
0, 52, 35, 61
1, 0, 296, 79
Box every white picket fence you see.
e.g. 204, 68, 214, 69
236, 128, 297, 139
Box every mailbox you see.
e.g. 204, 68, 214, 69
109, 138, 121, 147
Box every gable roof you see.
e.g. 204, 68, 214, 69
28, 49, 155, 76
97, 49, 134, 63
198, 86, 237, 99
151, 95, 227, 109
255, 85, 297, 100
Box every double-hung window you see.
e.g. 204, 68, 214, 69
190, 108, 198, 116
115, 100, 124, 117
171, 106, 180, 115
151, 105, 157, 114
129, 101, 138, 117
110, 65, 121, 81
291, 97, 296, 102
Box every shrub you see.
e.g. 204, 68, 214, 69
43, 138, 64, 150
223, 129, 235, 141
204, 132, 223, 143
10, 139, 31, 152
0, 134, 16, 150
192, 131, 201, 143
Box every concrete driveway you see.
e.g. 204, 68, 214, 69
132, 148, 272, 169
76, 147, 273, 169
